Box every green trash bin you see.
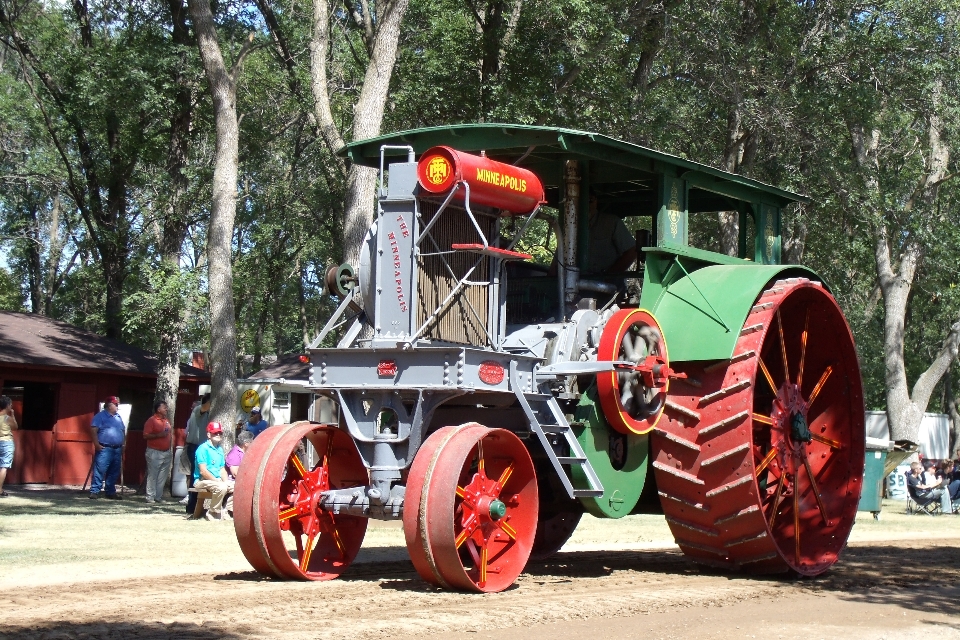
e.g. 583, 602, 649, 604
859, 438, 892, 519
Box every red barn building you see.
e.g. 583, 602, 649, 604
0, 311, 209, 486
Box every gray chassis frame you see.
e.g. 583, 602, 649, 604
308, 147, 614, 521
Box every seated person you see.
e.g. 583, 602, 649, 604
226, 430, 253, 480
584, 196, 637, 275
906, 460, 952, 513
244, 406, 269, 438
194, 422, 233, 520
549, 197, 638, 278
941, 460, 960, 507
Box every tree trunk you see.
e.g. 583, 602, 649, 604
717, 108, 744, 256
43, 194, 62, 315
188, 0, 240, 431
946, 368, 960, 456
25, 203, 43, 313
101, 242, 127, 339
153, 0, 194, 428
342, 166, 379, 266
297, 256, 309, 349
310, 0, 410, 267
851, 101, 954, 443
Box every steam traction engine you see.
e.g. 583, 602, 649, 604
234, 125, 865, 591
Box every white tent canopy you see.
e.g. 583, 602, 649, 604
865, 411, 951, 459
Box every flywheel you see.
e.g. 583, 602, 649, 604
596, 308, 670, 435
651, 278, 865, 576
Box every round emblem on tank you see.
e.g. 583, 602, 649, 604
478, 361, 505, 385
426, 155, 450, 185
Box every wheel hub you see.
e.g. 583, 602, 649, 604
772, 382, 809, 453
488, 499, 507, 521
790, 412, 812, 443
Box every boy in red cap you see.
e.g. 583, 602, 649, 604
193, 422, 233, 519
89, 396, 126, 499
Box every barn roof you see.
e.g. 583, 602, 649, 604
0, 311, 208, 379
245, 353, 309, 382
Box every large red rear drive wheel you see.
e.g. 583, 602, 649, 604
403, 424, 538, 592
652, 278, 865, 576
234, 423, 369, 580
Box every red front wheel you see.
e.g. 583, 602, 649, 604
234, 423, 369, 580
403, 424, 538, 592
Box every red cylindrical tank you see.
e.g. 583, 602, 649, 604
417, 146, 546, 215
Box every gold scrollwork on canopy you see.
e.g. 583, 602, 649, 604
764, 212, 775, 262
667, 182, 681, 238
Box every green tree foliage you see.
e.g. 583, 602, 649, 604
1, 0, 958, 439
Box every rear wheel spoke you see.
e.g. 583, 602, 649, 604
777, 311, 790, 385
802, 455, 829, 526
758, 357, 778, 394
755, 447, 778, 477
793, 473, 801, 566
810, 432, 841, 450
797, 310, 810, 389
806, 365, 833, 407
767, 471, 787, 528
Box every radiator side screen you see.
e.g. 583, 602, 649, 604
416, 200, 495, 346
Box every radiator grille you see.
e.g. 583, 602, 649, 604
416, 200, 495, 345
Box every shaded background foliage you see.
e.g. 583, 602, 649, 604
1, 0, 959, 443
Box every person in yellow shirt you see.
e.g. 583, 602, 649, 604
0, 395, 18, 497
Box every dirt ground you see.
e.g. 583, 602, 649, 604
1, 488, 959, 640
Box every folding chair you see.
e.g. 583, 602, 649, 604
906, 483, 942, 515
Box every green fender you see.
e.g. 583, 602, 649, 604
571, 385, 648, 518
638, 245, 824, 363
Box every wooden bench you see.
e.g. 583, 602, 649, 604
188, 485, 235, 520
188, 487, 214, 519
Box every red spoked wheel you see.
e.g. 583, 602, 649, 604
233, 422, 369, 580
234, 423, 302, 577
652, 278, 865, 576
597, 308, 669, 435
403, 424, 538, 592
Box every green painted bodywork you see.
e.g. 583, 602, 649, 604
571, 385, 648, 518
639, 244, 823, 362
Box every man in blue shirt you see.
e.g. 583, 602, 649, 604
89, 396, 126, 499
244, 406, 269, 438
193, 422, 233, 520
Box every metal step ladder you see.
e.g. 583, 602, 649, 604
510, 362, 604, 499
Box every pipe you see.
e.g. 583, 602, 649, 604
563, 160, 580, 304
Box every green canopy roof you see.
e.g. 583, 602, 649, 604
339, 124, 807, 214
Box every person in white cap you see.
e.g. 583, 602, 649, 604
193, 422, 233, 520
244, 406, 269, 438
